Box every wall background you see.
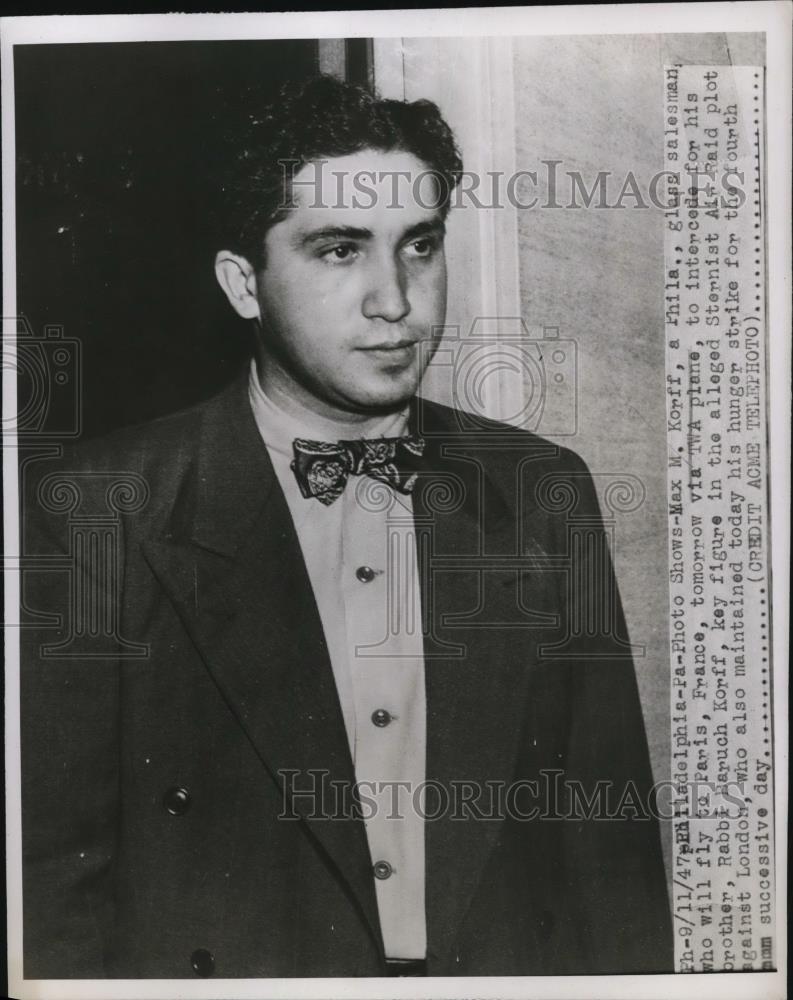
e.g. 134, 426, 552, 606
14, 41, 320, 437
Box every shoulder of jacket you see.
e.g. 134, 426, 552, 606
417, 396, 591, 473
59, 396, 211, 475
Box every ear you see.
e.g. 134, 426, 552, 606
214, 251, 261, 320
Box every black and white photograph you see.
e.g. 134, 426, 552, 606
2, 5, 789, 999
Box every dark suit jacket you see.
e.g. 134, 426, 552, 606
20, 371, 673, 978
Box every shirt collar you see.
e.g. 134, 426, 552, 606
247, 359, 410, 459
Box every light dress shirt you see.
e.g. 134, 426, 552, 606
248, 360, 427, 960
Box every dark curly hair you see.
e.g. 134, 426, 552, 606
215, 74, 463, 268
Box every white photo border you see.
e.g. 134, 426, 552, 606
2, 4, 789, 999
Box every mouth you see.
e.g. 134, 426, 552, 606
360, 340, 417, 351
358, 341, 418, 361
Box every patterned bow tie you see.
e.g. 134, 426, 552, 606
291, 434, 426, 506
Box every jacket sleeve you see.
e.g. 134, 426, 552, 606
19, 456, 120, 978
551, 451, 674, 973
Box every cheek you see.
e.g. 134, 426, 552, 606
261, 287, 354, 375
410, 263, 447, 317
262, 275, 329, 344
290, 270, 361, 326
434, 269, 448, 313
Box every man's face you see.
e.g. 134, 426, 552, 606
252, 148, 448, 417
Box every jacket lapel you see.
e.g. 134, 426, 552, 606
141, 375, 382, 953
414, 401, 562, 967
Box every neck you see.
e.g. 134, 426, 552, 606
252, 356, 410, 440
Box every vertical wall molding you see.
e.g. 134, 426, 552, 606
372, 36, 524, 423
372, 38, 405, 99
318, 38, 346, 79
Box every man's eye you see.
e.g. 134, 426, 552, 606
404, 237, 437, 258
320, 244, 357, 263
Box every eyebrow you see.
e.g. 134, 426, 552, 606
296, 217, 446, 250
403, 218, 447, 241
298, 225, 373, 247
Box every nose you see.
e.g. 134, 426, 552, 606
361, 255, 411, 323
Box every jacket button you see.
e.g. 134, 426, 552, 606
356, 565, 376, 583
163, 787, 191, 816
371, 709, 392, 728
373, 860, 393, 880
191, 948, 214, 977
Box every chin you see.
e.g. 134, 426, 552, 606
346, 381, 417, 414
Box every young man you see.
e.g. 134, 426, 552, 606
21, 75, 672, 978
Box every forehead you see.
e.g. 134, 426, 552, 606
283, 148, 443, 234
